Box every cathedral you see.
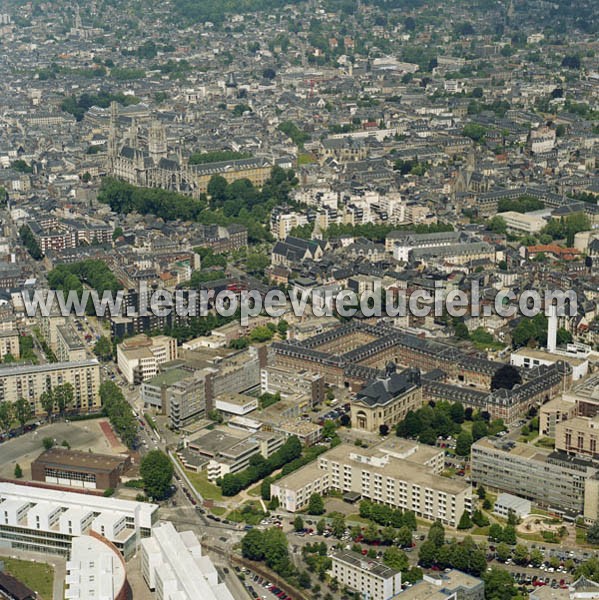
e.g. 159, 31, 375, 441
106, 102, 275, 198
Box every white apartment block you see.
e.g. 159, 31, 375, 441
141, 521, 235, 600
331, 550, 401, 600
0, 482, 158, 559
271, 441, 471, 527
117, 334, 178, 384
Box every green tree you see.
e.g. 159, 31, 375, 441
14, 398, 32, 429
495, 542, 511, 562
298, 571, 311, 589
456, 431, 473, 456
383, 547, 409, 571
0, 401, 13, 434
316, 518, 326, 535
428, 520, 445, 547
14, 464, 22, 478
587, 521, 599, 545
40, 390, 54, 420
397, 526, 413, 548
241, 528, 265, 561
307, 493, 325, 515
489, 216, 507, 234
530, 548, 544, 567
294, 516, 304, 532
513, 544, 529, 565
54, 383, 74, 416
43, 436, 54, 450
93, 336, 113, 361
331, 513, 346, 538
418, 540, 437, 568
140, 450, 174, 500
457, 511, 473, 529
483, 567, 518, 600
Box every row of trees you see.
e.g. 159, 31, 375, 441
418, 521, 487, 576
0, 397, 33, 434
219, 436, 302, 496
39, 383, 75, 419
19, 225, 43, 260
359, 499, 417, 530
48, 260, 122, 296
99, 381, 137, 449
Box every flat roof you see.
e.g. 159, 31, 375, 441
0, 359, 99, 376
33, 447, 128, 474
333, 549, 399, 580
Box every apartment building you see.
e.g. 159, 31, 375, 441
0, 482, 158, 559
0, 330, 19, 361
0, 359, 101, 415
330, 550, 401, 600
56, 323, 86, 362
117, 334, 178, 384
540, 396, 577, 438
271, 440, 471, 527
471, 437, 598, 517
141, 522, 234, 600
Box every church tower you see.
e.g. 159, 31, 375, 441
107, 101, 118, 172
148, 120, 167, 162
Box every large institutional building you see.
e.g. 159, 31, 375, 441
271, 439, 471, 527
471, 437, 598, 519
105, 102, 276, 198
272, 321, 571, 425
0, 482, 158, 559
117, 334, 177, 385
0, 359, 101, 415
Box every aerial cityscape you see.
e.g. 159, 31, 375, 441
0, 0, 597, 598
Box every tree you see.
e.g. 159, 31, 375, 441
491, 364, 522, 391
397, 526, 413, 548
489, 216, 507, 234
93, 336, 113, 361
418, 540, 437, 568
14, 398, 32, 429
587, 521, 599, 545
457, 511, 473, 530
450, 402, 465, 424
483, 567, 518, 600
54, 383, 74, 416
530, 548, 544, 567
207, 175, 228, 202
43, 436, 54, 450
307, 493, 325, 515
495, 542, 511, 562
488, 523, 503, 541
40, 390, 54, 420
462, 123, 486, 142
316, 518, 326, 535
383, 547, 409, 571
456, 431, 473, 456
0, 401, 12, 434
140, 450, 174, 500
454, 321, 469, 340
294, 516, 304, 532
242, 528, 265, 561
513, 544, 529, 565
428, 520, 445, 547
379, 424, 389, 436
502, 524, 517, 545
476, 484, 486, 499
472, 420, 488, 441
14, 464, 22, 478
331, 513, 346, 538
298, 571, 311, 589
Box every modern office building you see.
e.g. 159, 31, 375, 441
471, 437, 598, 518
398, 570, 485, 600
117, 334, 178, 384
141, 521, 235, 600
271, 440, 471, 527
493, 493, 531, 519
0, 359, 101, 415
65, 533, 130, 600
0, 482, 158, 559
330, 550, 402, 600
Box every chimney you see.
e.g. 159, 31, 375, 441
547, 303, 557, 353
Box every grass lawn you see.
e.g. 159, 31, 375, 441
531, 507, 550, 516
2, 557, 54, 600
518, 430, 539, 443
298, 152, 316, 165
472, 526, 490, 536
346, 514, 372, 525
442, 467, 456, 478
210, 506, 227, 516
177, 461, 223, 501
248, 483, 262, 497
534, 437, 555, 449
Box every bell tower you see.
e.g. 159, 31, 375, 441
148, 120, 167, 162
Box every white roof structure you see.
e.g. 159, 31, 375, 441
65, 534, 127, 600
141, 521, 235, 600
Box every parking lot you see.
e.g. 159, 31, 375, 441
240, 567, 295, 600
0, 418, 127, 479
